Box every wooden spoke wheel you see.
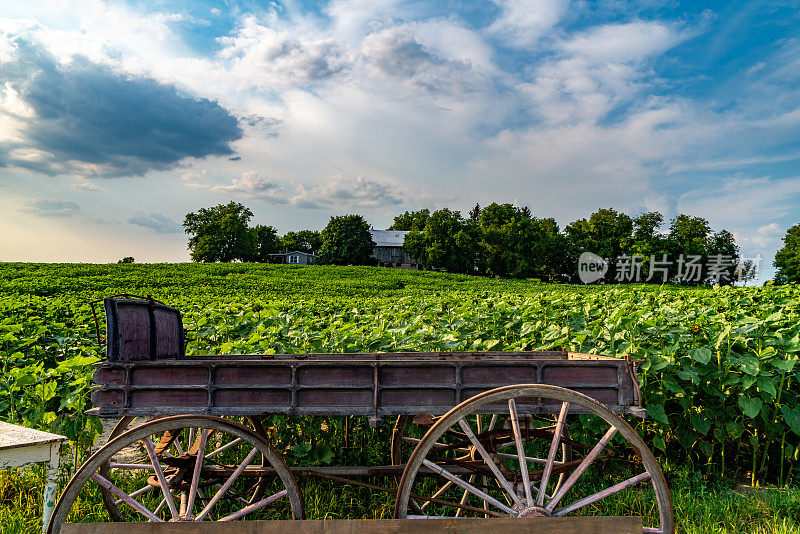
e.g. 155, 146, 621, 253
391, 412, 572, 515
394, 385, 673, 534
47, 415, 303, 533
97, 415, 271, 522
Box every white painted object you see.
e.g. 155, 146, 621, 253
0, 421, 67, 533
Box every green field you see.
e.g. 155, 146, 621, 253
1, 263, 799, 532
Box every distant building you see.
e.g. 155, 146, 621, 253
370, 229, 422, 269
268, 251, 316, 265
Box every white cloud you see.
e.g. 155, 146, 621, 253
20, 198, 81, 217
361, 27, 486, 94
678, 176, 800, 227
738, 222, 784, 248
487, 0, 568, 48
127, 212, 181, 234
212, 171, 286, 202
561, 21, 685, 63
70, 182, 97, 191
211, 172, 403, 210
217, 17, 351, 89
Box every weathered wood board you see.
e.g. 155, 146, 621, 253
63, 517, 642, 534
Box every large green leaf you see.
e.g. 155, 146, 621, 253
738, 396, 763, 418
689, 347, 713, 365
781, 406, 800, 436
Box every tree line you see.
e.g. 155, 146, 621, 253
391, 204, 745, 285
183, 202, 374, 265
183, 201, 800, 284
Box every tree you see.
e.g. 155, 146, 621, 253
565, 208, 633, 282
668, 215, 710, 257
117, 257, 135, 264
403, 209, 481, 274
666, 214, 711, 284
478, 203, 533, 277
281, 230, 322, 254
252, 225, 282, 262
706, 229, 739, 286
628, 212, 667, 281
183, 201, 256, 262
389, 209, 430, 231
316, 215, 376, 265
631, 212, 664, 251
775, 224, 800, 284
468, 203, 481, 223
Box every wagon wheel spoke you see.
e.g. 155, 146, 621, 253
206, 438, 243, 460
419, 481, 453, 511
183, 429, 209, 519
537, 401, 569, 506
454, 474, 476, 518
494, 452, 558, 465
546, 426, 618, 513
143, 436, 180, 521
422, 459, 516, 515
90, 472, 163, 522
113, 483, 155, 505
507, 398, 534, 507
195, 448, 258, 520
553, 472, 652, 516
458, 418, 523, 508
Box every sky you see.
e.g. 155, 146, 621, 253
0, 0, 798, 280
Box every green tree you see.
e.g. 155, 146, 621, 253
477, 203, 569, 280
404, 209, 481, 274
281, 230, 322, 254
668, 214, 710, 257
478, 203, 527, 277
183, 201, 256, 262
706, 229, 739, 286
468, 203, 481, 223
528, 217, 570, 281
775, 224, 800, 284
628, 212, 667, 281
317, 215, 376, 265
565, 208, 633, 282
389, 209, 430, 231
117, 257, 135, 264
252, 225, 282, 262
666, 214, 711, 284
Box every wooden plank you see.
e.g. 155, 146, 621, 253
0, 421, 66, 451
63, 517, 642, 534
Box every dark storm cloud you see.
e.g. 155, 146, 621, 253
0, 40, 243, 177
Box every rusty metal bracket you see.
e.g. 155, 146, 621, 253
624, 354, 643, 409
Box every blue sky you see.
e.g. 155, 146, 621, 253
0, 0, 798, 280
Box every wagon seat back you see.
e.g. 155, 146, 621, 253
103, 296, 185, 361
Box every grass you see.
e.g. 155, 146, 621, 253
3, 459, 800, 533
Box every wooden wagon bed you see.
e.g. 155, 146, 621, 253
90, 351, 644, 420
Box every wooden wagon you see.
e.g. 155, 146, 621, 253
48, 296, 673, 533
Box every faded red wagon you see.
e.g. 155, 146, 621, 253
49, 296, 673, 533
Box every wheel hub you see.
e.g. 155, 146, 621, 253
518, 506, 551, 518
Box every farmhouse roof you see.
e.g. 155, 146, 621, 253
370, 229, 408, 247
